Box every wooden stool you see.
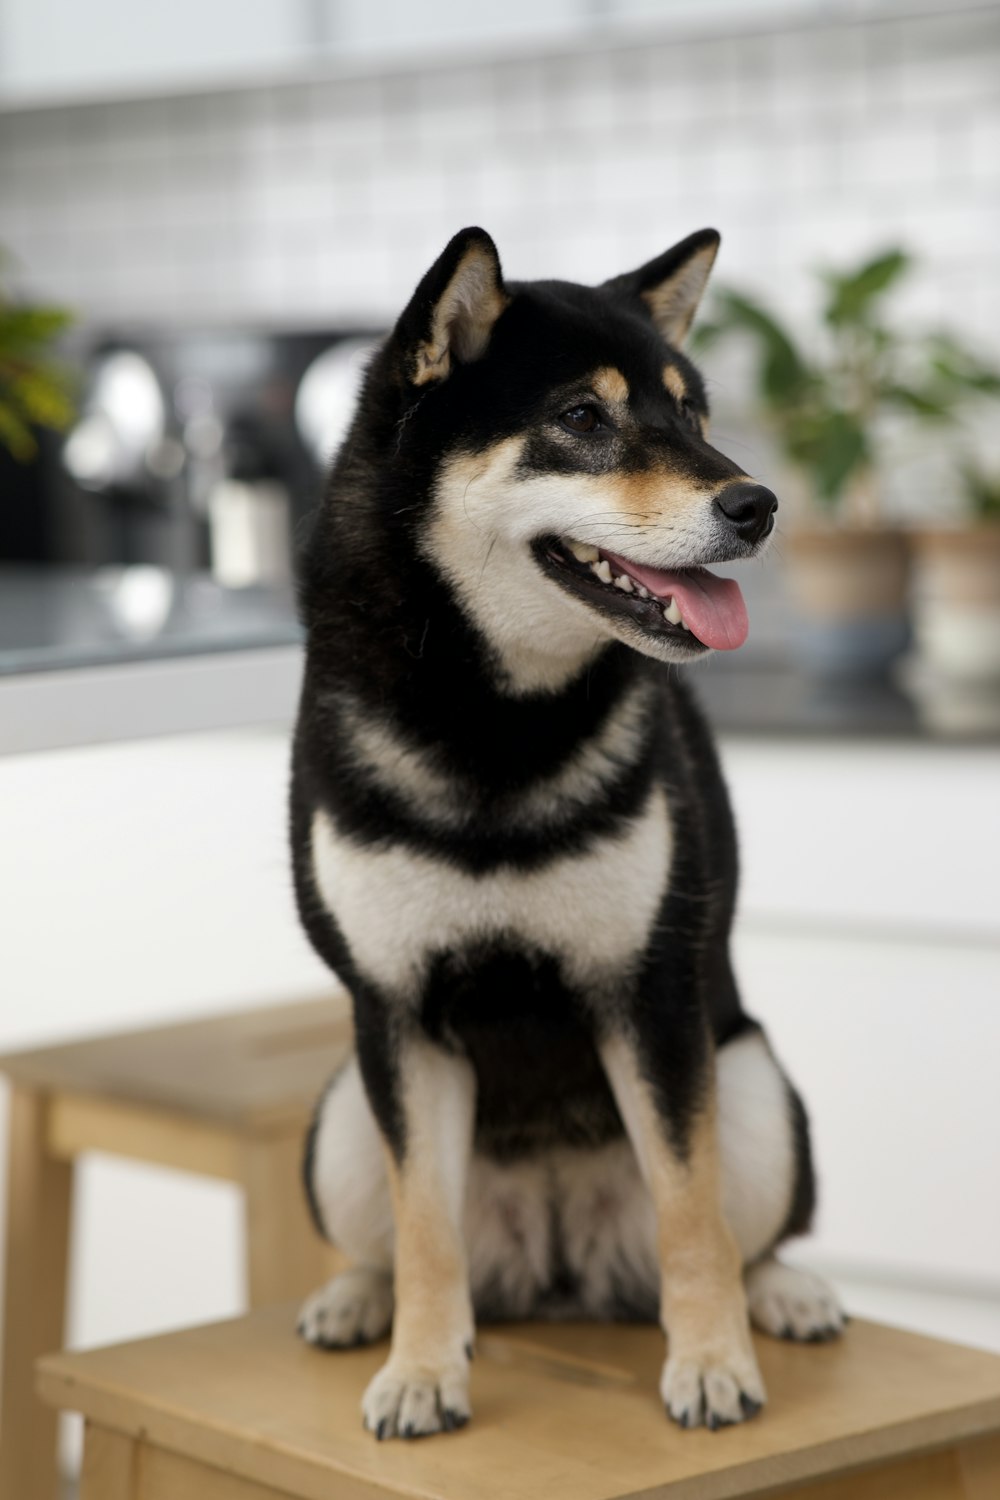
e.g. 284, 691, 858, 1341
0, 995, 352, 1500
37, 1305, 1000, 1499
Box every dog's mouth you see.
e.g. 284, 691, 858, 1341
533, 536, 749, 653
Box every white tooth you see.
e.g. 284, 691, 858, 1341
568, 540, 599, 563
680, 618, 690, 631
664, 598, 682, 625
595, 559, 612, 584
614, 573, 633, 592
636, 585, 650, 599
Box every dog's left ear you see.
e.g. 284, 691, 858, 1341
394, 227, 508, 388
604, 228, 720, 348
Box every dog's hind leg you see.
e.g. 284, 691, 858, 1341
298, 1265, 395, 1349
299, 1054, 395, 1348
744, 1257, 845, 1342
715, 1023, 845, 1343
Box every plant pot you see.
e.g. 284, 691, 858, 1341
782, 526, 911, 680
911, 526, 1000, 681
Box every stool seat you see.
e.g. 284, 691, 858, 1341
0, 992, 352, 1132
39, 1307, 1000, 1500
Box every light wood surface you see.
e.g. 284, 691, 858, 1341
38, 1306, 1000, 1500
961, 1433, 1000, 1499
780, 1443, 992, 1500
241, 1130, 346, 1306
0, 1086, 74, 1500
80, 1427, 135, 1500
0, 993, 352, 1130
140, 1446, 296, 1500
0, 995, 353, 1500
48, 1093, 243, 1179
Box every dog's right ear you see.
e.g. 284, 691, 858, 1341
393, 228, 508, 389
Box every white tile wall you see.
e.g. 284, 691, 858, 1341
0, 7, 996, 336
0, 5, 998, 524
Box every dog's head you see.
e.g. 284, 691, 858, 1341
368, 226, 775, 692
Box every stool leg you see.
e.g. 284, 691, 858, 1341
0, 1086, 74, 1500
960, 1433, 1000, 1499
80, 1425, 136, 1500
241, 1130, 344, 1308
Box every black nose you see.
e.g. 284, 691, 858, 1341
714, 482, 778, 545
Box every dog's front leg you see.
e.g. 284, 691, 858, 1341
359, 1030, 476, 1441
600, 1029, 765, 1430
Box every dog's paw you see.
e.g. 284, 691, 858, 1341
361, 1355, 471, 1440
660, 1347, 766, 1431
746, 1258, 845, 1344
297, 1267, 394, 1350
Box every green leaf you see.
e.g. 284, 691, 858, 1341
822, 248, 910, 327
0, 253, 78, 457
884, 384, 954, 419
927, 336, 1000, 394
0, 305, 75, 354
6, 366, 76, 428
697, 288, 812, 406
785, 409, 869, 504
690, 319, 724, 351
961, 464, 1000, 521
0, 399, 37, 462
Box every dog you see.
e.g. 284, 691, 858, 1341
290, 226, 844, 1441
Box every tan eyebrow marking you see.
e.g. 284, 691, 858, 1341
592, 367, 630, 406
662, 365, 688, 403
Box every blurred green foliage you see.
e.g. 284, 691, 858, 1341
0, 250, 77, 463
962, 464, 1000, 522
694, 249, 1000, 518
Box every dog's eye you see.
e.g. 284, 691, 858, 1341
679, 397, 702, 433
560, 405, 601, 435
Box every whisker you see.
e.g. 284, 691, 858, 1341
478, 533, 499, 585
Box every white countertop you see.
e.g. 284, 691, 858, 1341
0, 644, 303, 754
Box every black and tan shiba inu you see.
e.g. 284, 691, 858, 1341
291, 226, 843, 1441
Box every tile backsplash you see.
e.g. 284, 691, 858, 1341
1, 4, 997, 517
2, 6, 997, 331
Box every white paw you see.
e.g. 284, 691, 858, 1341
297, 1267, 393, 1349
362, 1355, 471, 1440
660, 1346, 765, 1431
746, 1258, 845, 1343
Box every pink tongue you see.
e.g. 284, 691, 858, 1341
602, 552, 749, 650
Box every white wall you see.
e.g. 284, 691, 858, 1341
0, 730, 330, 1051
0, 732, 335, 1356
0, 729, 333, 1355
722, 739, 1000, 1287
0, 0, 311, 99
2, 6, 996, 524
0, 727, 334, 1470
1, 6, 996, 343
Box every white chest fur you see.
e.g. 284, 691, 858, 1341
310, 786, 672, 997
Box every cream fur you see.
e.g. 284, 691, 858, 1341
309, 785, 672, 998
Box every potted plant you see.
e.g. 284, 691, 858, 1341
0, 249, 76, 463
912, 462, 1000, 682
694, 251, 999, 678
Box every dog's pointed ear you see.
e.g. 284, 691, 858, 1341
604, 229, 720, 347
394, 227, 508, 388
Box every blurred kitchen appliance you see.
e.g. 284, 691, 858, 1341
39, 327, 381, 583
